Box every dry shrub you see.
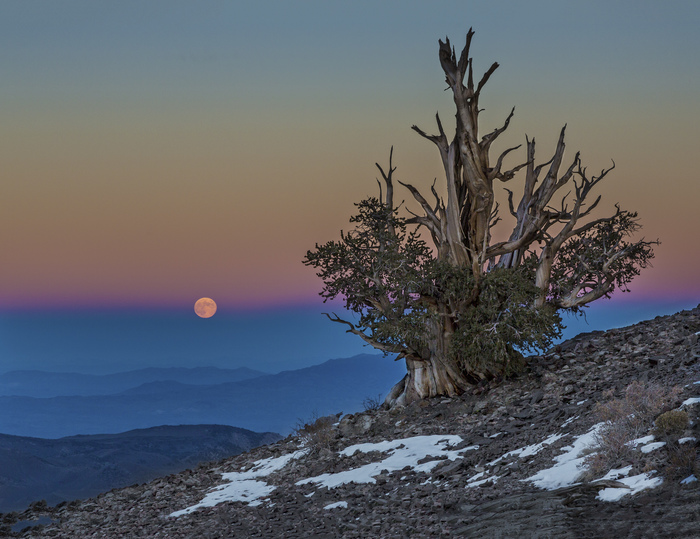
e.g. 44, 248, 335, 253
362, 394, 383, 412
584, 381, 682, 478
595, 382, 682, 438
664, 444, 698, 480
294, 412, 336, 453
623, 382, 682, 421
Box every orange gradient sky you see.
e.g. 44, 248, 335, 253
1, 1, 699, 311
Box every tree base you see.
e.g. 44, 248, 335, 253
384, 357, 473, 408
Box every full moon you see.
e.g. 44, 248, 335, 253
194, 297, 217, 318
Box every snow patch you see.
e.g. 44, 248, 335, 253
596, 473, 663, 502
598, 465, 632, 481
525, 426, 666, 500
324, 501, 348, 510
640, 441, 666, 453
682, 397, 700, 407
297, 435, 474, 489
170, 451, 306, 517
679, 437, 697, 444
681, 475, 697, 485
466, 471, 499, 487
628, 435, 655, 447
466, 471, 486, 484
489, 433, 566, 466
561, 416, 579, 428
526, 423, 602, 490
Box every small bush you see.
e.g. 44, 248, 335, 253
594, 382, 682, 438
623, 382, 682, 422
293, 412, 336, 453
584, 381, 682, 478
653, 410, 689, 439
362, 394, 383, 411
584, 423, 636, 479
664, 444, 698, 480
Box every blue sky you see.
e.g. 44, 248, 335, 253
1, 1, 698, 374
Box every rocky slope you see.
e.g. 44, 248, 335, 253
4, 305, 700, 538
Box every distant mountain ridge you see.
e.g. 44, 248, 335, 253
0, 424, 281, 513
0, 366, 267, 398
0, 354, 404, 438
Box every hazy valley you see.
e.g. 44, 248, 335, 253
0, 354, 404, 439
0, 366, 267, 398
0, 354, 404, 513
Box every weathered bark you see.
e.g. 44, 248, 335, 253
384, 317, 473, 408
305, 28, 657, 409
385, 357, 470, 408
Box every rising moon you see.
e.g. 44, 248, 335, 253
194, 297, 217, 318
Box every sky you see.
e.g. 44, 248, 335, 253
1, 1, 699, 373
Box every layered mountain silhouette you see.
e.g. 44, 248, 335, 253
0, 354, 404, 514
0, 424, 280, 513
0, 354, 403, 439
0, 366, 267, 398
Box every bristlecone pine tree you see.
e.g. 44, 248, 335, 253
304, 29, 657, 407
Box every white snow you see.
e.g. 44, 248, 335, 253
466, 471, 486, 483
524, 423, 666, 499
598, 465, 632, 481
520, 433, 566, 458
561, 416, 579, 428
526, 423, 602, 490
324, 501, 348, 510
489, 433, 566, 466
466, 471, 499, 487
640, 441, 666, 453
596, 473, 662, 502
679, 437, 697, 444
681, 475, 697, 485
628, 435, 655, 447
170, 451, 306, 517
682, 397, 700, 406
296, 435, 475, 489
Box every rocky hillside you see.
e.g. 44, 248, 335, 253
4, 305, 700, 538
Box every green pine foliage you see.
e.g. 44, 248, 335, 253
445, 265, 563, 378
304, 198, 563, 379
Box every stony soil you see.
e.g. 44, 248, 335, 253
3, 305, 700, 538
